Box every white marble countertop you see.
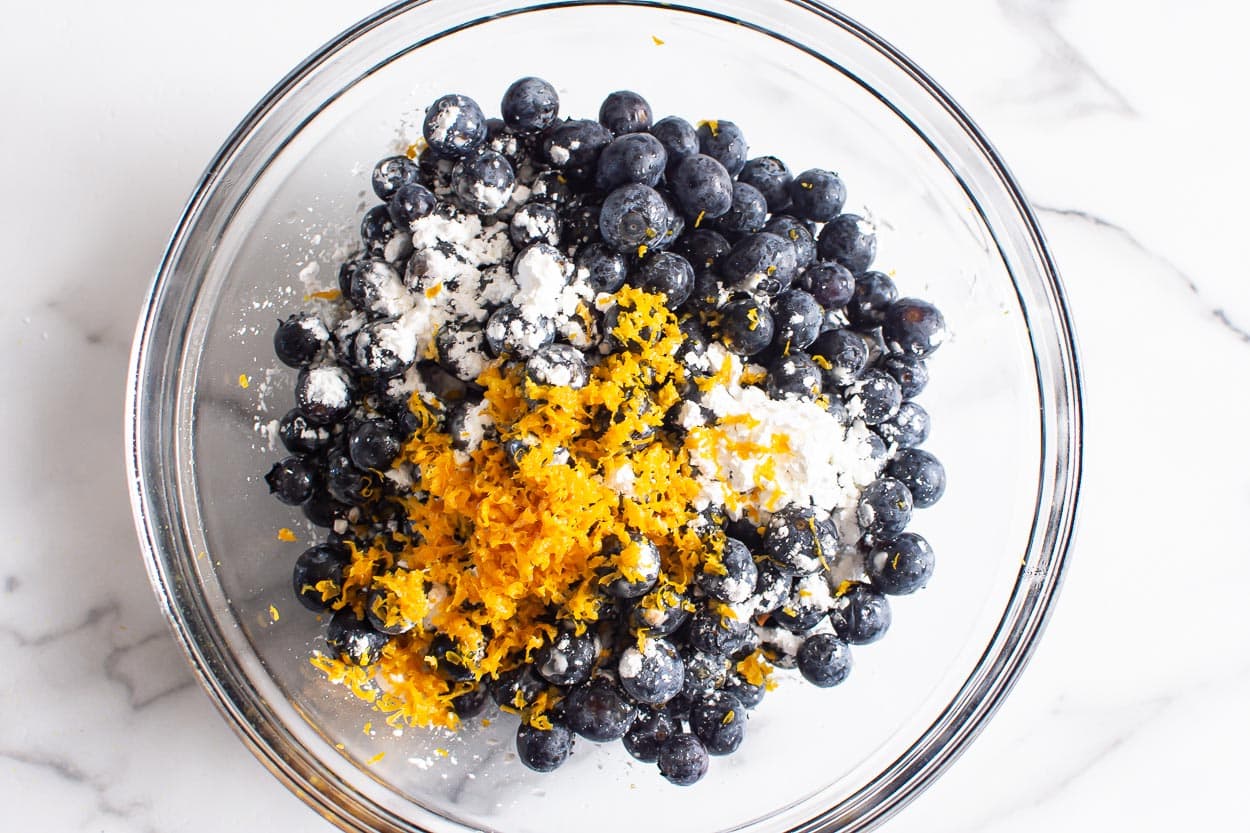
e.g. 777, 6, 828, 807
2, 1, 1246, 831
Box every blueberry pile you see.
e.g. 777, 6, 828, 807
263, 78, 947, 786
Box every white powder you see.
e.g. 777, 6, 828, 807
603, 460, 637, 497
619, 648, 644, 679
686, 344, 883, 520
426, 103, 463, 146
303, 366, 351, 408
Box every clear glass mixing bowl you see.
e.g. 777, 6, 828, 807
126, 1, 1082, 831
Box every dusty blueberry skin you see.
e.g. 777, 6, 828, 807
273, 312, 328, 368
564, 677, 638, 742
623, 709, 679, 763
484, 305, 556, 359
292, 543, 350, 611
797, 633, 853, 687
881, 354, 929, 399
619, 638, 685, 705
595, 132, 667, 191
764, 215, 817, 268
359, 204, 405, 259
371, 155, 421, 201
348, 419, 401, 470
766, 351, 824, 402
887, 448, 946, 508
574, 241, 628, 294
680, 650, 732, 699
719, 297, 776, 356
858, 477, 914, 540
295, 367, 355, 426
712, 181, 769, 237
509, 201, 562, 248
763, 504, 838, 576
422, 93, 489, 158
830, 583, 893, 644
264, 455, 317, 505
771, 289, 823, 351
451, 149, 516, 215
325, 447, 380, 506
752, 562, 794, 617
526, 342, 591, 390
687, 606, 755, 656
326, 609, 389, 666
690, 690, 746, 756
278, 409, 332, 455
848, 270, 899, 328
490, 665, 548, 709
345, 259, 403, 318
670, 153, 734, 220
878, 400, 931, 448
542, 118, 614, 183
770, 585, 831, 633
803, 261, 856, 310
635, 251, 695, 308
658, 732, 710, 785
673, 227, 731, 271
599, 89, 653, 135
720, 231, 798, 295
810, 328, 868, 388
818, 213, 878, 274
696, 537, 758, 604
516, 722, 575, 772
598, 183, 670, 253
650, 115, 700, 174
788, 168, 847, 222
883, 297, 948, 358
696, 119, 748, 176
528, 168, 575, 205
866, 532, 935, 595
501, 76, 560, 132
739, 155, 794, 212
847, 368, 903, 425
535, 625, 597, 687
387, 182, 437, 227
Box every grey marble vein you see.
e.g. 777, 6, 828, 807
0, 747, 158, 832
1034, 204, 1250, 344
997, 0, 1138, 117
102, 629, 196, 711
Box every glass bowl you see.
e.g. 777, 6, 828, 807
126, 1, 1082, 831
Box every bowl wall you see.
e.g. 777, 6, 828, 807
130, 2, 1080, 832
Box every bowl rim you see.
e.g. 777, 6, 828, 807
126, 1, 1083, 831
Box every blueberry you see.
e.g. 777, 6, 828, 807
301, 489, 349, 528
623, 709, 679, 762
352, 319, 419, 379
434, 320, 489, 383
295, 366, 355, 426
866, 532, 935, 595
619, 637, 685, 706
880, 354, 929, 399
387, 182, 437, 228
326, 609, 389, 666
559, 194, 605, 248
422, 93, 488, 158
292, 543, 350, 611
543, 119, 613, 183
599, 532, 661, 599
771, 290, 823, 351
348, 419, 401, 471
697, 537, 758, 604
764, 215, 817, 268
720, 232, 798, 295
696, 120, 748, 176
681, 651, 731, 699
683, 270, 725, 316
877, 401, 931, 448
416, 144, 455, 191
536, 625, 596, 686
673, 228, 732, 271
708, 184, 765, 239
719, 297, 775, 356
631, 589, 691, 637
670, 154, 734, 221
360, 204, 410, 261
371, 155, 420, 201
809, 329, 867, 387
599, 90, 652, 135
491, 664, 548, 709
847, 271, 898, 328
598, 183, 670, 254
365, 585, 415, 635
595, 132, 667, 191
797, 633, 853, 687
788, 169, 846, 222
451, 149, 515, 215
725, 676, 766, 709
687, 607, 755, 657
658, 732, 710, 785
887, 448, 946, 508
764, 505, 837, 575
485, 305, 556, 358
324, 447, 378, 505
450, 683, 491, 718
516, 722, 575, 772
650, 116, 700, 175
485, 119, 537, 173
278, 408, 332, 454
817, 214, 877, 274
846, 369, 901, 424
274, 312, 330, 368
509, 201, 562, 248
858, 477, 913, 539
690, 691, 746, 755
739, 156, 792, 211
753, 562, 793, 616
564, 677, 637, 742
635, 251, 695, 307
572, 242, 626, 294
346, 259, 406, 319
829, 583, 892, 644
529, 169, 575, 205
765, 351, 823, 401
501, 76, 560, 132
426, 633, 477, 682
337, 257, 366, 296
525, 342, 590, 389
804, 262, 856, 310
883, 298, 948, 358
